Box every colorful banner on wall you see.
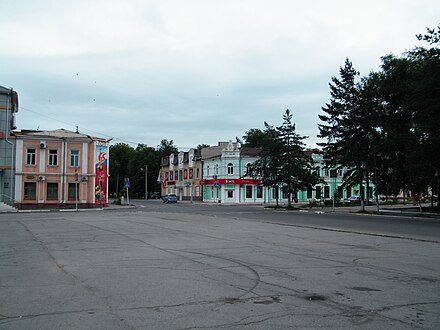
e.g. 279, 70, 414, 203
95, 144, 108, 205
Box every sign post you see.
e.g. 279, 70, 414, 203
75, 173, 79, 211
123, 178, 130, 205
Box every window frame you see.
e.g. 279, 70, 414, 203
48, 149, 58, 166
68, 182, 79, 201
246, 163, 253, 176
70, 149, 79, 167
26, 148, 36, 166
227, 163, 234, 175
246, 185, 253, 199
46, 182, 59, 200
256, 186, 263, 199
24, 182, 36, 200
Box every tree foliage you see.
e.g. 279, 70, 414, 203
318, 27, 440, 207
250, 110, 321, 208
109, 140, 178, 198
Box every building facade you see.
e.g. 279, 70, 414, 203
0, 86, 18, 205
201, 141, 263, 204
14, 129, 109, 209
267, 151, 374, 204
160, 148, 203, 201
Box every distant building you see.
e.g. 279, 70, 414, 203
200, 141, 263, 203
0, 86, 18, 205
160, 148, 203, 201
14, 129, 109, 209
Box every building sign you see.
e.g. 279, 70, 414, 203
169, 154, 174, 169
95, 144, 108, 204
178, 152, 184, 169
200, 178, 262, 185
188, 149, 194, 167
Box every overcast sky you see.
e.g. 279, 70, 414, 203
1, 0, 438, 150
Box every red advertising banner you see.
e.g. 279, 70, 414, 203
95, 144, 108, 205
200, 178, 262, 185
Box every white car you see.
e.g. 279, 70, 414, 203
342, 196, 362, 204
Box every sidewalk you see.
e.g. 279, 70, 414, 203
305, 203, 440, 219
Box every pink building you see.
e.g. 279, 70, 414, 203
14, 129, 109, 209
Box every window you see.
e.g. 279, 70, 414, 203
338, 169, 343, 177
48, 149, 58, 166
196, 168, 200, 178
26, 148, 36, 166
214, 164, 219, 175
324, 185, 330, 199
246, 163, 253, 176
70, 150, 79, 167
206, 165, 210, 176
246, 186, 253, 198
179, 170, 183, 181
307, 186, 313, 199
47, 182, 58, 200
315, 166, 321, 176
68, 183, 79, 200
337, 186, 343, 199
227, 163, 234, 175
324, 168, 329, 177
282, 186, 288, 198
257, 186, 263, 199
315, 186, 322, 199
24, 182, 36, 200
227, 190, 234, 198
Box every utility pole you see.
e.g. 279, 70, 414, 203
145, 165, 148, 199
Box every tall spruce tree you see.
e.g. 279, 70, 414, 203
318, 58, 369, 210
277, 109, 319, 208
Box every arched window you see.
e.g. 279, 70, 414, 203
246, 163, 253, 176
227, 163, 234, 175
315, 166, 321, 176
214, 164, 219, 175
207, 165, 210, 176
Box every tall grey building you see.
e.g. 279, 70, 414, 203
0, 86, 18, 205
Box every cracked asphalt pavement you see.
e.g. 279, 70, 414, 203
0, 202, 439, 329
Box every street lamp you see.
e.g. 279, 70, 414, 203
140, 165, 148, 199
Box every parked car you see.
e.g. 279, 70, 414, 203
162, 194, 178, 203
342, 196, 362, 204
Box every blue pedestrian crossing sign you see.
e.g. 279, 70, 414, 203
123, 178, 131, 189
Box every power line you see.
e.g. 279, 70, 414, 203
19, 106, 142, 146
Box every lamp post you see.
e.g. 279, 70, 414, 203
144, 165, 148, 199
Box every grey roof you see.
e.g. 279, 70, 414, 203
0, 86, 19, 112
0, 85, 13, 94
15, 128, 107, 142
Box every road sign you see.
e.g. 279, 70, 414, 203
123, 178, 131, 189
214, 181, 220, 188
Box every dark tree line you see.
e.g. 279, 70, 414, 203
318, 26, 440, 207
109, 139, 178, 198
